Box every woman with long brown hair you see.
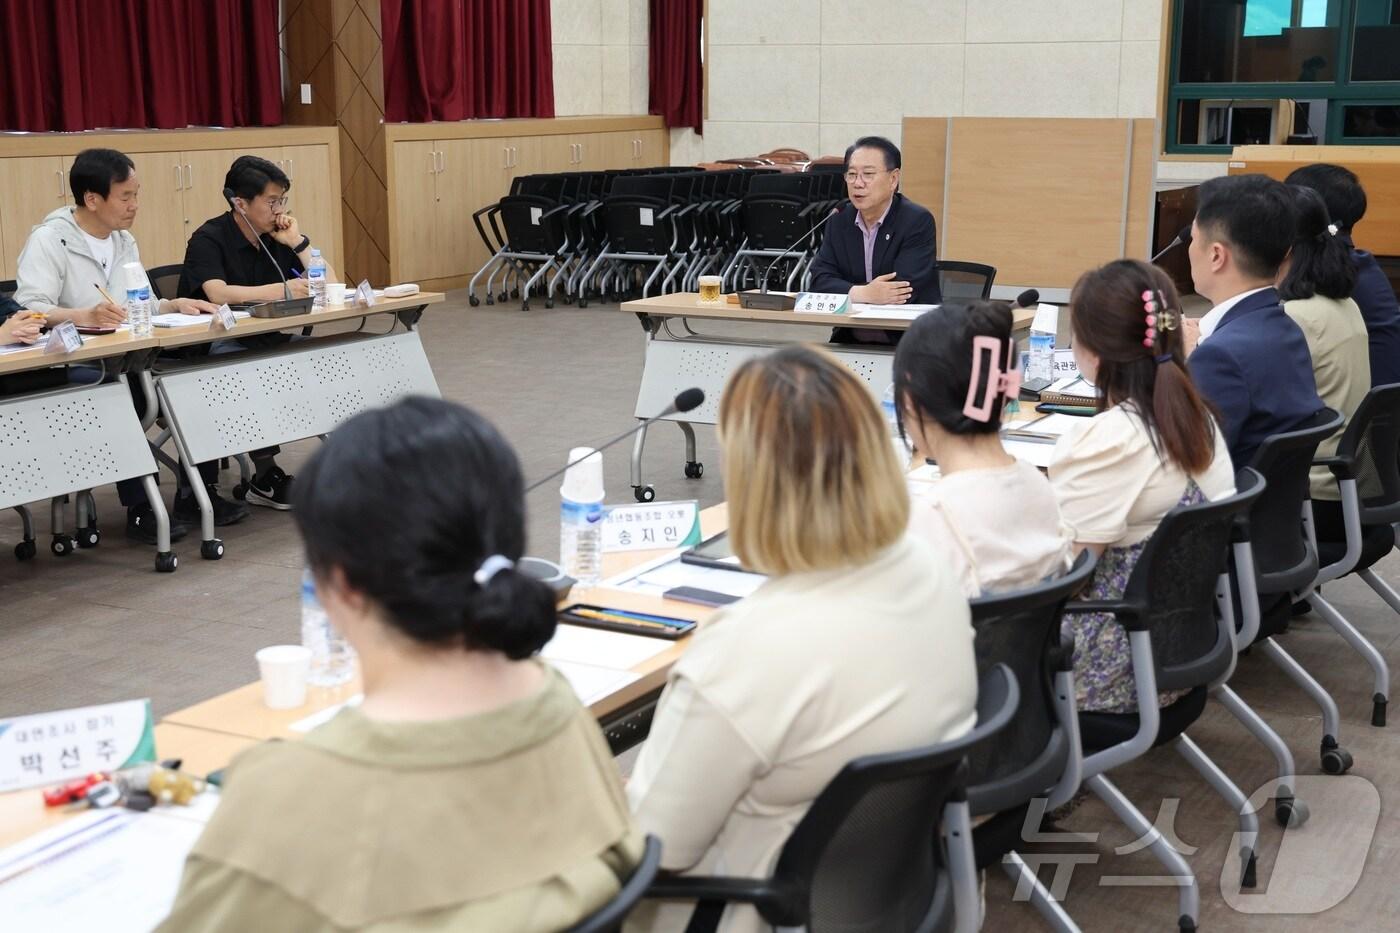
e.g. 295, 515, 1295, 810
1051, 259, 1236, 714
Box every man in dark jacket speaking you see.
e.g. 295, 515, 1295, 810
808, 136, 939, 344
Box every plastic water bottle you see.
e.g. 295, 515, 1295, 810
301, 568, 355, 686
882, 383, 913, 463
307, 249, 326, 308
1027, 304, 1056, 384
126, 286, 152, 338
559, 447, 604, 587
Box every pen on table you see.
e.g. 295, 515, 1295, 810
565, 608, 678, 631
586, 605, 694, 626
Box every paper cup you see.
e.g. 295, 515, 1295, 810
560, 447, 604, 503
256, 644, 312, 709
325, 283, 348, 306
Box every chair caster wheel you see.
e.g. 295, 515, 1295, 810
485, 296, 495, 306
232, 482, 249, 501
511, 288, 520, 298
684, 461, 704, 479
521, 301, 530, 312
578, 299, 589, 308
545, 299, 554, 309
155, 551, 178, 573
1178, 917, 1197, 933
77, 525, 100, 548
633, 485, 656, 503
498, 291, 509, 302
1372, 694, 1386, 727
468, 295, 480, 307
14, 540, 36, 561
1321, 744, 1353, 775
201, 539, 225, 561
1275, 796, 1309, 828
51, 535, 76, 557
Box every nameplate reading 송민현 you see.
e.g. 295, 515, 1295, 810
0, 700, 157, 792
355, 279, 376, 307
43, 322, 82, 355
602, 501, 703, 553
793, 293, 851, 315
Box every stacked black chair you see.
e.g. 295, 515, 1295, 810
1066, 474, 1265, 932
640, 665, 1019, 933
967, 551, 1097, 932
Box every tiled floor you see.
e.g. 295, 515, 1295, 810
2, 290, 1397, 930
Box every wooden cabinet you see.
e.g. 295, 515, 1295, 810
390, 140, 441, 283
279, 144, 338, 274
0, 156, 71, 281
0, 127, 343, 286
127, 150, 187, 270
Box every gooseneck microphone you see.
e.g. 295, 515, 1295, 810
224, 186, 293, 301
740, 202, 847, 310
1150, 225, 1193, 264
525, 388, 706, 493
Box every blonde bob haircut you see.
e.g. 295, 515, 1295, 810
719, 344, 910, 576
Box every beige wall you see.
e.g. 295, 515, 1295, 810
551, 0, 650, 117
673, 0, 1224, 185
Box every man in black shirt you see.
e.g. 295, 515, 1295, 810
178, 155, 339, 515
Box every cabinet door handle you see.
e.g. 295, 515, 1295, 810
440, 150, 446, 173
185, 163, 193, 189
56, 169, 64, 200
286, 158, 293, 178
174, 163, 183, 190
511, 146, 518, 167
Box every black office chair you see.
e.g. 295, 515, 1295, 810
936, 261, 996, 301
563, 835, 663, 933
1067, 474, 1265, 931
1307, 382, 1400, 727
967, 550, 1097, 932
146, 264, 183, 301
0, 279, 16, 299
1234, 408, 1354, 778
643, 665, 1020, 933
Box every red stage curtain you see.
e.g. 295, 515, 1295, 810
649, 0, 703, 134
381, 0, 555, 122
0, 0, 282, 132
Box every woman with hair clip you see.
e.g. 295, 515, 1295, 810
160, 397, 642, 932
1279, 184, 1371, 541
893, 300, 1070, 596
1051, 260, 1235, 714
627, 345, 976, 933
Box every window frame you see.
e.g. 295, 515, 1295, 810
1165, 0, 1400, 154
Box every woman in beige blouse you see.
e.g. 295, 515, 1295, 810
894, 300, 1071, 596
160, 398, 642, 932
627, 345, 979, 933
1050, 260, 1235, 713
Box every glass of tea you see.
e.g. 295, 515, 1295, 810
698, 275, 723, 303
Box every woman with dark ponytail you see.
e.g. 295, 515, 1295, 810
1279, 184, 1371, 541
1051, 260, 1236, 714
161, 397, 642, 932
893, 300, 1070, 595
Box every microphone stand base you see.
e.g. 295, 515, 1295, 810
738, 290, 797, 311
243, 297, 315, 318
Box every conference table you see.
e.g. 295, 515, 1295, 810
0, 292, 445, 569
616, 292, 1036, 503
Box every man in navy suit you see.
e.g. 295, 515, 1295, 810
1285, 162, 1400, 387
808, 136, 939, 344
1187, 174, 1323, 469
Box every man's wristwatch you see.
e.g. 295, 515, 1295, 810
293, 235, 311, 254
